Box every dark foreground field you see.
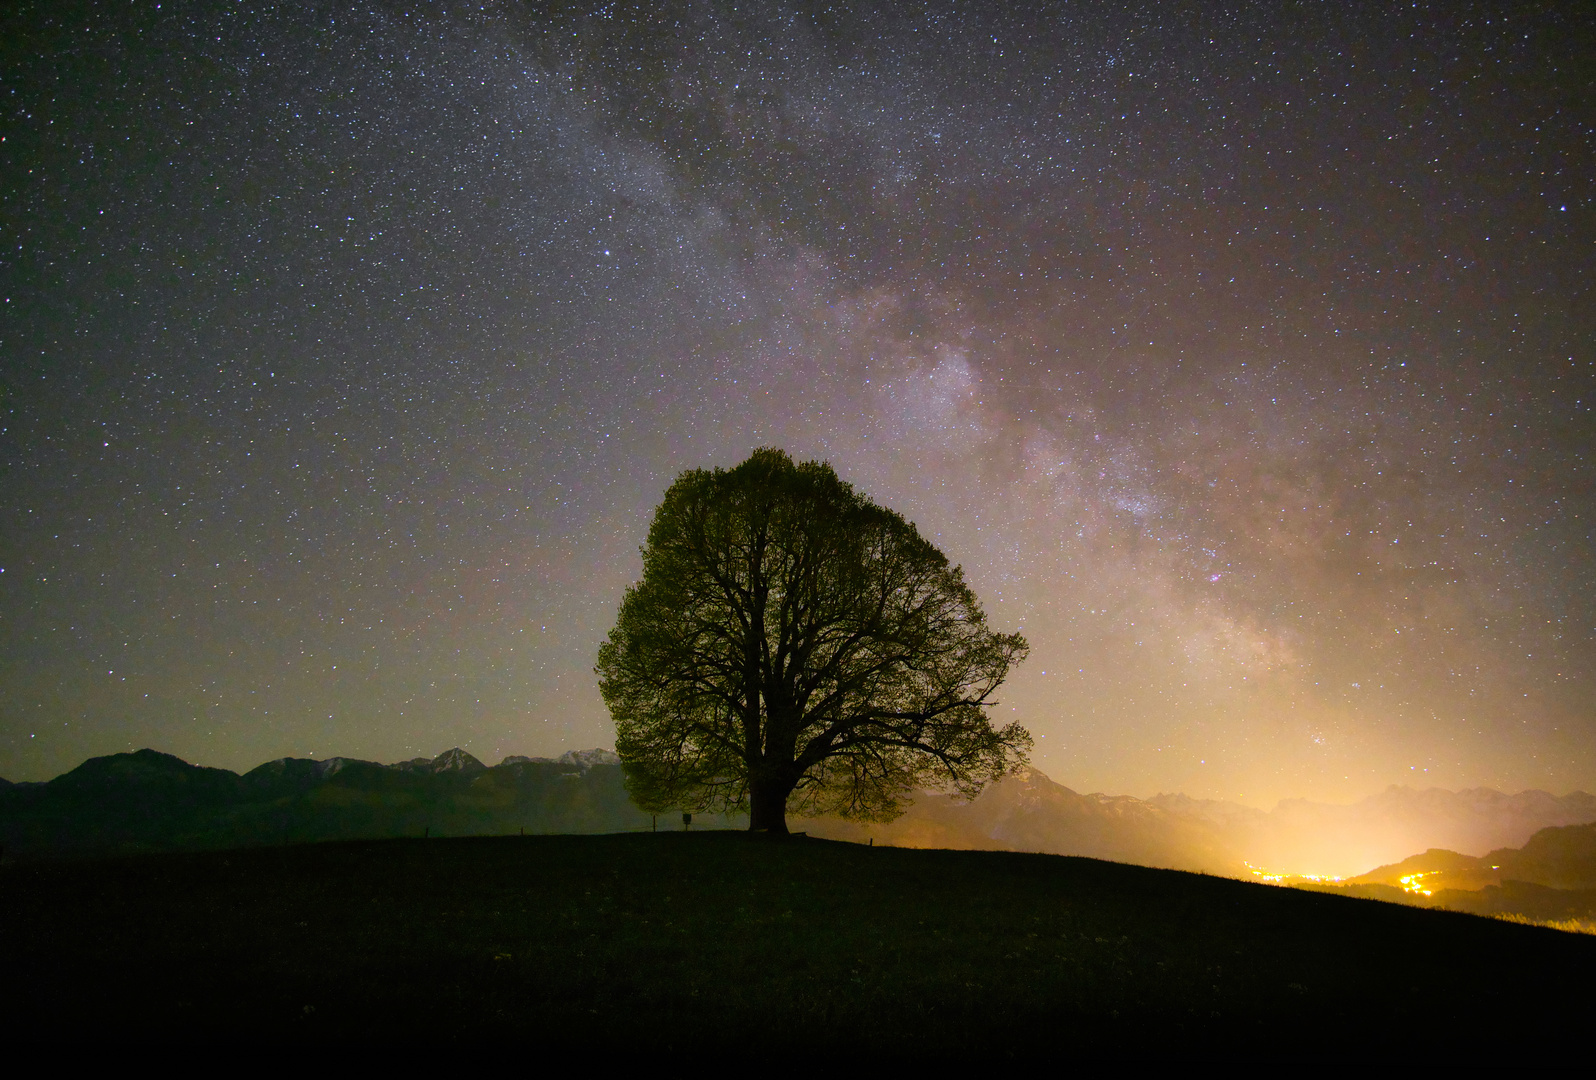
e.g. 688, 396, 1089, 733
3, 833, 1591, 1059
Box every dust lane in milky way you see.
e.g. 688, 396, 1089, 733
1, 1, 1590, 804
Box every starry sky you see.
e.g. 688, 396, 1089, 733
1, 1, 1591, 805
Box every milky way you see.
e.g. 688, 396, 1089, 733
2, 1, 1591, 804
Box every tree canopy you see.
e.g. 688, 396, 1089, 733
596, 448, 1030, 834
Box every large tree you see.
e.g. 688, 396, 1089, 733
596, 448, 1030, 834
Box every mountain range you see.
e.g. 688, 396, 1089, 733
3, 750, 1593, 887
1350, 821, 1596, 893
1280, 822, 1596, 925
800, 766, 1596, 880
0, 747, 644, 859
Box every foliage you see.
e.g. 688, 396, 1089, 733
596, 448, 1029, 831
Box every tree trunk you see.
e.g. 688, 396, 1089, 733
748, 778, 790, 834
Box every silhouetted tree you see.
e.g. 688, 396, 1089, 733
596, 448, 1030, 834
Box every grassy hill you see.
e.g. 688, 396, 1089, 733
1, 832, 1590, 1059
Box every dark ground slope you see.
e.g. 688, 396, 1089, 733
0, 833, 1590, 1060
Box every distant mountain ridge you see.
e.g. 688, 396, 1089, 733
1290, 822, 1596, 925
503, 749, 623, 770
2, 749, 1591, 880
802, 768, 1596, 879
801, 767, 1239, 872
1350, 821, 1596, 893
1230, 785, 1596, 877
0, 747, 645, 859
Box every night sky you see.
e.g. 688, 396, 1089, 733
2, 1, 1591, 805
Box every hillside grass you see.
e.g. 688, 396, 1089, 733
2, 832, 1591, 1059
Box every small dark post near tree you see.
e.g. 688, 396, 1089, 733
596, 448, 1030, 834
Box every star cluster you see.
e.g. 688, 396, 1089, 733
1, 1, 1590, 804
